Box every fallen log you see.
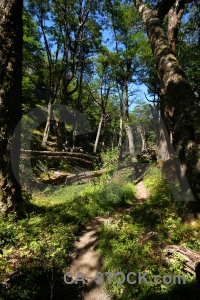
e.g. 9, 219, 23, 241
163, 245, 200, 283
21, 149, 99, 160
21, 155, 94, 165
42, 169, 107, 185
134, 175, 144, 184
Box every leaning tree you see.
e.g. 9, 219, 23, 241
134, 0, 200, 211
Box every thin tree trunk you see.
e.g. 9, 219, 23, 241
94, 114, 104, 153
118, 105, 123, 161
112, 126, 117, 149
124, 80, 137, 162
72, 120, 78, 149
141, 133, 147, 152
42, 102, 52, 146
56, 121, 65, 151
0, 0, 23, 211
138, 125, 147, 152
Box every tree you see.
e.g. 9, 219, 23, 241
0, 0, 23, 211
22, 7, 46, 112
27, 0, 68, 146
105, 0, 142, 162
27, 0, 103, 147
91, 54, 113, 153
177, 1, 200, 100
131, 102, 157, 153
134, 0, 200, 209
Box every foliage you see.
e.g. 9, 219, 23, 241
100, 147, 119, 170
97, 165, 200, 299
130, 101, 157, 152
0, 220, 15, 255
0, 175, 135, 299
178, 2, 200, 99
22, 8, 46, 112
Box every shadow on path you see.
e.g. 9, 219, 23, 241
65, 181, 150, 299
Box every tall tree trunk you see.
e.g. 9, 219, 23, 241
138, 125, 147, 152
72, 120, 78, 149
118, 99, 123, 161
0, 0, 23, 211
134, 0, 200, 209
124, 80, 137, 162
94, 114, 104, 153
42, 101, 52, 146
112, 126, 117, 149
125, 124, 137, 162
56, 121, 65, 151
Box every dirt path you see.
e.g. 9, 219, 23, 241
66, 181, 149, 299
68, 216, 112, 299
135, 180, 149, 201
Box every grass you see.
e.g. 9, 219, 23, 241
97, 165, 200, 299
2, 163, 200, 299
0, 175, 136, 300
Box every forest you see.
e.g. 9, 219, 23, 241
0, 0, 200, 299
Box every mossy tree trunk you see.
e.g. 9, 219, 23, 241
134, 0, 200, 209
0, 0, 23, 211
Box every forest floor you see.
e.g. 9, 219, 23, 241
2, 165, 200, 299
67, 181, 149, 299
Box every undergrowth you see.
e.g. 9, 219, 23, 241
0, 175, 136, 299
97, 165, 200, 299
2, 162, 200, 299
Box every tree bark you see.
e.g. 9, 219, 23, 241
124, 79, 137, 162
167, 1, 184, 53
0, 0, 23, 211
157, 115, 171, 161
42, 102, 52, 146
125, 124, 137, 162
134, 0, 200, 210
118, 103, 123, 161
56, 120, 66, 151
94, 114, 104, 153
163, 245, 200, 282
138, 125, 147, 152
42, 169, 107, 185
21, 150, 98, 159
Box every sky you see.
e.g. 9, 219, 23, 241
35, 4, 150, 110
102, 28, 149, 108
